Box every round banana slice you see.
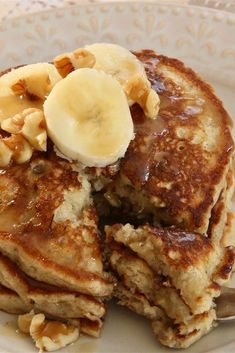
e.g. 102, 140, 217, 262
0, 63, 62, 99
84, 43, 160, 119
44, 68, 134, 167
85, 43, 146, 85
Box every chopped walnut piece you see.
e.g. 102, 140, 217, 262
54, 48, 96, 77
11, 78, 26, 96
10, 71, 52, 100
1, 111, 25, 134
18, 312, 79, 352
124, 75, 160, 119
53, 56, 73, 79
31, 314, 79, 351
73, 48, 96, 68
1, 108, 47, 151
18, 310, 35, 333
4, 134, 33, 164
145, 89, 160, 120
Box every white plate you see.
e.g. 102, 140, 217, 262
0, 2, 235, 353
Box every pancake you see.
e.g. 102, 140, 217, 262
105, 222, 233, 348
0, 284, 102, 337
100, 51, 234, 348
104, 50, 234, 234
222, 212, 235, 249
105, 162, 234, 347
0, 252, 106, 321
0, 284, 31, 314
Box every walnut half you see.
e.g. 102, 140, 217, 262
1, 108, 47, 152
123, 75, 160, 119
18, 312, 79, 352
54, 48, 96, 78
0, 134, 33, 167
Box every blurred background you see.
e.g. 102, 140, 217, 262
0, 0, 234, 22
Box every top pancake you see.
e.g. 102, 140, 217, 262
117, 50, 234, 233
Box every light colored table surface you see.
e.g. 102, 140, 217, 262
0, 0, 234, 22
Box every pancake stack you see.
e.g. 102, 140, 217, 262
103, 51, 235, 348
0, 48, 234, 350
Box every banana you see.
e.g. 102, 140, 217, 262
44, 68, 134, 167
85, 43, 146, 86
84, 43, 160, 119
53, 43, 160, 119
0, 63, 62, 100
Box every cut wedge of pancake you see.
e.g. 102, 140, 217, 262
105, 164, 235, 348
105, 220, 233, 348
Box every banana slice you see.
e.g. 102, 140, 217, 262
44, 68, 134, 167
85, 43, 146, 85
84, 43, 160, 119
0, 63, 62, 100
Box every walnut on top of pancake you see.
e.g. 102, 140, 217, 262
0, 108, 47, 167
0, 63, 59, 167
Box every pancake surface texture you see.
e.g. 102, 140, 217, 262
105, 50, 233, 234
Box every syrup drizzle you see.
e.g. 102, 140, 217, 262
0, 95, 43, 122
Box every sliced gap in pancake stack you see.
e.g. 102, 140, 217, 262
105, 220, 234, 348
